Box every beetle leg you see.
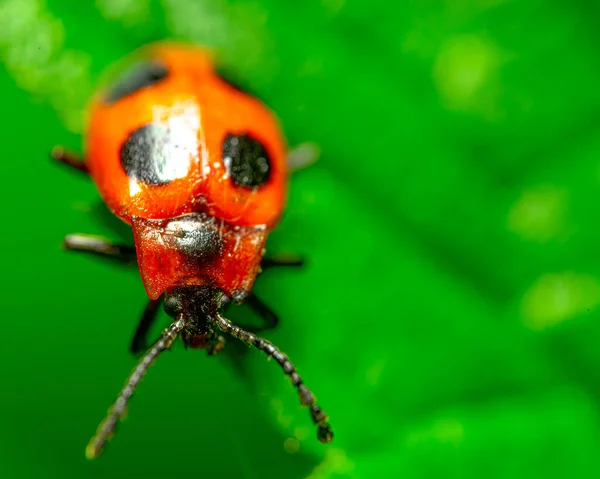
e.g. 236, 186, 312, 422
51, 146, 89, 173
261, 254, 304, 270
63, 233, 136, 264
286, 142, 320, 172
244, 291, 279, 331
130, 297, 163, 354
249, 255, 305, 331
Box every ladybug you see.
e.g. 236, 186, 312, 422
51, 43, 333, 459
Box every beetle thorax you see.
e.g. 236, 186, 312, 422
131, 212, 267, 300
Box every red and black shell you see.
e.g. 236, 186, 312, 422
84, 43, 287, 300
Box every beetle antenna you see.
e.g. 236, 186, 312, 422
86, 317, 186, 459
214, 314, 333, 443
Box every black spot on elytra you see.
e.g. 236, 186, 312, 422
105, 60, 168, 104
120, 124, 191, 185
222, 133, 271, 188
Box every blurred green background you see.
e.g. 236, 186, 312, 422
1, 0, 600, 477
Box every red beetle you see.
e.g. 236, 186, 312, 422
52, 43, 332, 459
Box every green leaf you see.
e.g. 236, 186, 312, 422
1, 0, 600, 477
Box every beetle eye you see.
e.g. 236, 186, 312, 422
222, 133, 271, 188
105, 60, 168, 104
